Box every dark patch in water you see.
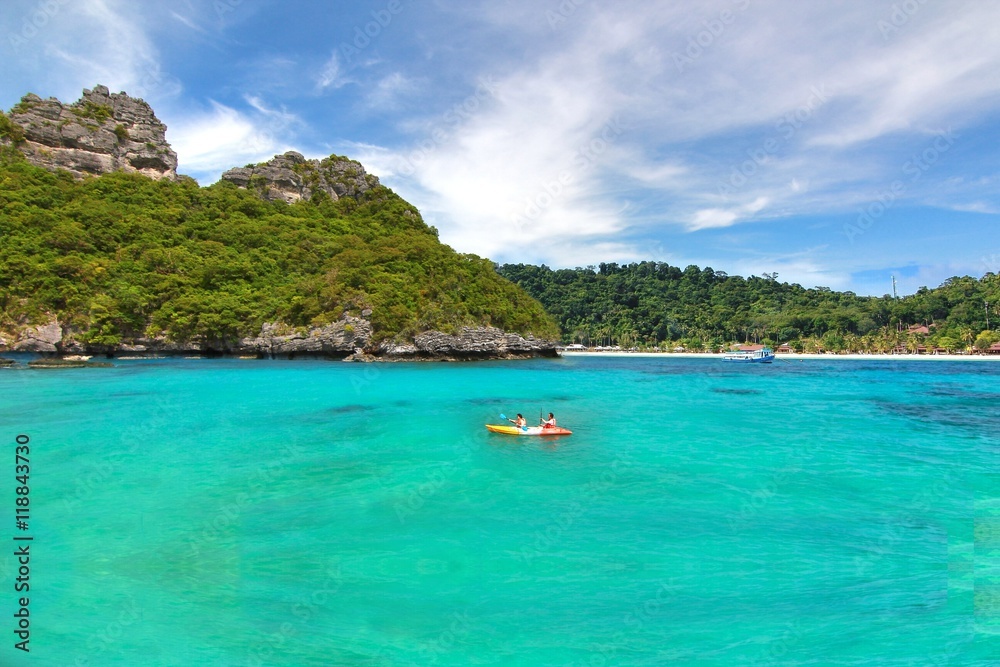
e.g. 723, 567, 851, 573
467, 396, 575, 406
925, 386, 1000, 401
327, 404, 370, 414
711, 388, 763, 396
873, 398, 1000, 435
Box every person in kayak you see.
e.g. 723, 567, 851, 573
508, 413, 527, 428
540, 412, 556, 428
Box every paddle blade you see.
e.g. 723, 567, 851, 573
499, 413, 507, 421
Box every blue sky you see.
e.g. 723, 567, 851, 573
3, 0, 1000, 296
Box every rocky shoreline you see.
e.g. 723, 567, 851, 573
0, 317, 559, 362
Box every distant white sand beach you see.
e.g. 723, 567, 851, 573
559, 351, 1000, 361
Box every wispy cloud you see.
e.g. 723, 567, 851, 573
316, 52, 348, 91
357, 0, 1000, 272
690, 197, 770, 231
169, 10, 211, 37
0, 0, 181, 105
168, 99, 298, 182
3, 0, 999, 291
365, 72, 416, 110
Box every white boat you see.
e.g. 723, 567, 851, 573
721, 347, 775, 363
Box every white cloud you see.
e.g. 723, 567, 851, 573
945, 202, 999, 215
4, 0, 1000, 290
10, 1, 166, 99
168, 100, 295, 182
0, 0, 184, 108
688, 196, 770, 231
316, 52, 347, 91
365, 72, 417, 110
244, 94, 299, 128
354, 0, 1000, 268
169, 10, 210, 37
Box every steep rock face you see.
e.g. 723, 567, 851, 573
408, 327, 558, 358
220, 151, 380, 203
0, 318, 557, 360
3, 85, 177, 180
238, 318, 373, 356
12, 322, 64, 353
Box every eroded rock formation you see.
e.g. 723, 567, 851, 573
220, 151, 379, 203
2, 85, 177, 180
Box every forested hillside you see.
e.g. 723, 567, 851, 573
0, 148, 558, 347
498, 262, 1000, 353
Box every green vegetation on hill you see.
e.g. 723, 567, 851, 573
0, 148, 558, 345
0, 111, 25, 144
497, 262, 1000, 353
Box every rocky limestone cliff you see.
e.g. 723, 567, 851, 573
2, 85, 177, 180
0, 87, 558, 361
408, 327, 555, 358
0, 317, 557, 361
11, 323, 63, 353
220, 151, 379, 203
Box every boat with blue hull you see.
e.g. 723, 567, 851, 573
722, 347, 775, 363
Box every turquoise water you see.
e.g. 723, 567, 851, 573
1, 356, 998, 666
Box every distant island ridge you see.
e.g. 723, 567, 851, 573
1, 86, 998, 360
496, 263, 1000, 356
0, 85, 558, 360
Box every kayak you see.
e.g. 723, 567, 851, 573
485, 424, 573, 436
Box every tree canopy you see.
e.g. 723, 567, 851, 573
498, 262, 1000, 353
0, 148, 558, 346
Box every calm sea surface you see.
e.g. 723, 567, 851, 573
1, 355, 998, 666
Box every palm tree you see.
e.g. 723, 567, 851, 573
960, 326, 975, 353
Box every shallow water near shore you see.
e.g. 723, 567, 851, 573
1, 356, 998, 665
